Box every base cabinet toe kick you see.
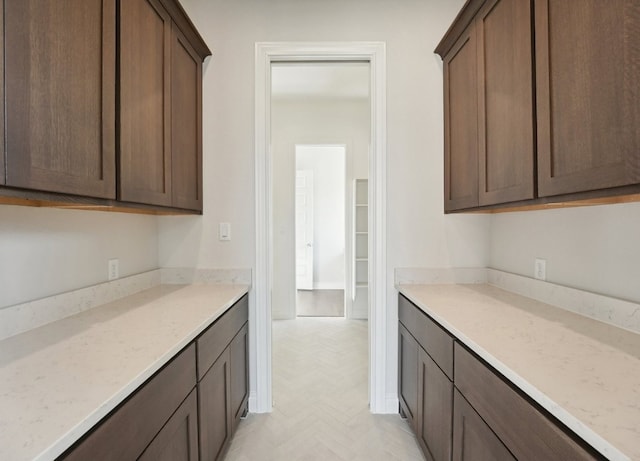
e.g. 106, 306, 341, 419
60, 294, 249, 461
398, 294, 605, 461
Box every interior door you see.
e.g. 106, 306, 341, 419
295, 170, 314, 290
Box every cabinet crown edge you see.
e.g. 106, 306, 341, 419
435, 0, 485, 58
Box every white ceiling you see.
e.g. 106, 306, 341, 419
271, 62, 370, 99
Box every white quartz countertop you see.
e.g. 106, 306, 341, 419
0, 283, 249, 461
397, 284, 640, 461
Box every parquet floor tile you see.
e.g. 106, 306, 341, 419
224, 318, 424, 461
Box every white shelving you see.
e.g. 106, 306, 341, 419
353, 179, 368, 318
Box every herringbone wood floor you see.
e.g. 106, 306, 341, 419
224, 318, 424, 460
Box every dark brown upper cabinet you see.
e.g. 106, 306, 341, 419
443, 26, 479, 211
535, 0, 640, 197
0, 0, 209, 214
4, 0, 116, 199
119, 0, 173, 207
440, 0, 534, 212
437, 0, 640, 212
477, 0, 534, 206
119, 0, 207, 211
171, 24, 203, 211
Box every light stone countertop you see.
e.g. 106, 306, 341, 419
397, 284, 640, 461
0, 283, 249, 461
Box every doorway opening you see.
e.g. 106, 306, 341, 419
254, 42, 388, 414
295, 145, 346, 318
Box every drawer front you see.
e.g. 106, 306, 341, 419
399, 294, 454, 379
197, 294, 248, 380
61, 344, 197, 460
454, 343, 601, 461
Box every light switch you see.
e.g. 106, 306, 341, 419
219, 222, 231, 241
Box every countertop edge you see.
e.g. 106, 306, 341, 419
396, 284, 631, 461
33, 285, 249, 461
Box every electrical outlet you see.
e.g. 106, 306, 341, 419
108, 259, 119, 281
534, 258, 546, 281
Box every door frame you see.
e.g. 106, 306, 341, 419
253, 42, 388, 413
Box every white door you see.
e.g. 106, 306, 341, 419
295, 170, 314, 290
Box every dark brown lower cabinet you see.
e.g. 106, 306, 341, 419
398, 324, 419, 429
59, 295, 249, 461
230, 324, 250, 426
60, 344, 197, 460
417, 349, 453, 461
452, 390, 515, 461
399, 298, 454, 461
197, 295, 249, 461
139, 389, 199, 461
199, 349, 232, 461
398, 294, 604, 461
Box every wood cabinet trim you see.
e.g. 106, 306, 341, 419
158, 0, 211, 59
435, 0, 485, 58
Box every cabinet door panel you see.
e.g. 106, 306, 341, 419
0, 0, 4, 186
444, 26, 479, 211
536, 0, 640, 196
478, 0, 534, 205
452, 390, 515, 461
4, 0, 116, 198
139, 389, 199, 461
398, 324, 419, 430
230, 324, 249, 427
171, 25, 203, 211
417, 348, 453, 461
119, 0, 172, 206
199, 349, 231, 461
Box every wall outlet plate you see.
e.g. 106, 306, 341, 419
534, 258, 546, 281
108, 259, 120, 281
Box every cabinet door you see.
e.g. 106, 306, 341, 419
139, 389, 199, 461
444, 25, 479, 211
171, 24, 203, 211
4, 0, 116, 198
452, 390, 515, 461
119, 0, 172, 206
398, 324, 419, 430
417, 348, 453, 461
535, 0, 640, 197
199, 349, 231, 461
477, 0, 534, 205
230, 324, 249, 429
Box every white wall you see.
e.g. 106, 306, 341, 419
0, 205, 158, 309
490, 202, 640, 303
271, 98, 368, 319
296, 145, 346, 290
160, 0, 490, 405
